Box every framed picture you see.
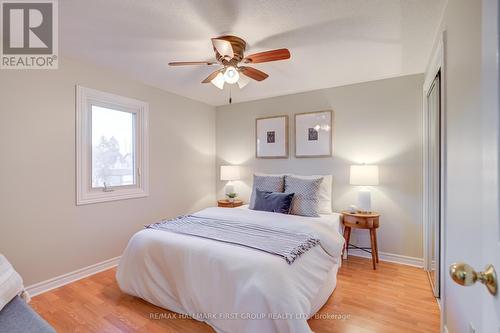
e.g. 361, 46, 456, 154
295, 110, 333, 157
255, 115, 288, 158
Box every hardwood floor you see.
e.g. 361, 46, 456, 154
31, 256, 440, 333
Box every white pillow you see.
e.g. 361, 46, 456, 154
254, 172, 286, 177
0, 255, 25, 312
288, 174, 332, 214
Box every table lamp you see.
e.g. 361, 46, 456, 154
220, 165, 240, 197
350, 164, 379, 213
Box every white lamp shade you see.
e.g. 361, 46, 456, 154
223, 66, 240, 84
350, 165, 379, 186
237, 74, 250, 89
220, 165, 240, 181
211, 72, 225, 90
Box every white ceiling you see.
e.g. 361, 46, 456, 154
60, 0, 446, 106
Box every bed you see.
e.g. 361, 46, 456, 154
116, 204, 344, 333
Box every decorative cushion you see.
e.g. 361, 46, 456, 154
289, 175, 332, 214
253, 189, 295, 214
249, 174, 285, 209
284, 175, 322, 217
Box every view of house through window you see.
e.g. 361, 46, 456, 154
91, 105, 136, 188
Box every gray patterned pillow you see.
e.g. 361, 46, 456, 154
249, 175, 285, 209
284, 175, 322, 217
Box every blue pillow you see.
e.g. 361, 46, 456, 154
252, 189, 295, 214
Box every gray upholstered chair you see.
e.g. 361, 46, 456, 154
0, 296, 55, 333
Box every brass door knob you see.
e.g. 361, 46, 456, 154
449, 262, 497, 295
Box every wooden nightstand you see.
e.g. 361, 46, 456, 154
341, 211, 380, 269
217, 199, 243, 208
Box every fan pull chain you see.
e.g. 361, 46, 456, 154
229, 85, 232, 104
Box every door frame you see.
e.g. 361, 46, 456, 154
422, 31, 447, 328
424, 71, 442, 297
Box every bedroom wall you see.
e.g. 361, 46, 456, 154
216, 74, 424, 261
0, 58, 216, 286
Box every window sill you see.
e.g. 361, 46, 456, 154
76, 188, 149, 205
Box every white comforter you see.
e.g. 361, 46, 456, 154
116, 207, 344, 333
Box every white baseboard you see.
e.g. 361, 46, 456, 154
25, 251, 421, 297
26, 256, 121, 297
347, 249, 424, 268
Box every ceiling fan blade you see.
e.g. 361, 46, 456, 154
202, 69, 223, 83
211, 38, 234, 59
168, 61, 216, 66
243, 48, 290, 64
239, 66, 269, 81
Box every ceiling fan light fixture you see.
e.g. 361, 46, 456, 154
169, 35, 291, 100
223, 66, 240, 84
237, 74, 250, 89
211, 72, 225, 90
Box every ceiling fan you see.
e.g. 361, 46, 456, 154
168, 35, 291, 93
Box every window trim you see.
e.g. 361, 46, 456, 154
76, 85, 149, 205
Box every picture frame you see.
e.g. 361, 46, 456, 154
255, 115, 289, 159
295, 110, 333, 158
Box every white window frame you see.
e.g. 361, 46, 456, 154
76, 85, 149, 205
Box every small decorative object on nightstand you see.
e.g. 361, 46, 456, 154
226, 192, 238, 202
218, 199, 243, 208
342, 211, 380, 270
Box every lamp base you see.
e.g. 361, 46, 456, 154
357, 189, 372, 213
225, 183, 235, 194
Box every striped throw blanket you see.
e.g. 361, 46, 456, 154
147, 215, 320, 264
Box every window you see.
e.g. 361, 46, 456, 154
76, 86, 149, 205
91, 106, 135, 188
